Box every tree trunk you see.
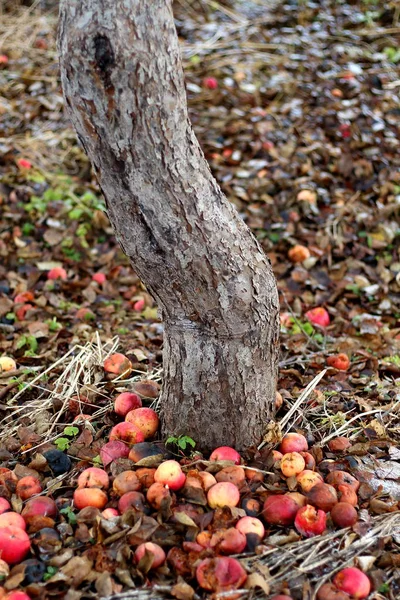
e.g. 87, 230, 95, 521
58, 0, 279, 451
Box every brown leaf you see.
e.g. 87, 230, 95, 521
60, 555, 94, 587
171, 581, 195, 600
245, 572, 270, 595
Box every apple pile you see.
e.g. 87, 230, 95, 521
0, 357, 379, 599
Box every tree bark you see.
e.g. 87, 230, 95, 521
58, 0, 279, 451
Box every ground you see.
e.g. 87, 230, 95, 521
0, 1, 399, 599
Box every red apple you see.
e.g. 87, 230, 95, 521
92, 272, 106, 284
109, 422, 145, 445
326, 354, 350, 371
125, 407, 159, 439
326, 471, 359, 492
154, 460, 185, 491
0, 498, 11, 515
207, 482, 240, 509
280, 433, 308, 454
210, 527, 247, 554
305, 307, 330, 327
203, 77, 218, 90
21, 497, 57, 522
101, 508, 119, 519
262, 495, 299, 526
235, 516, 264, 539
337, 484, 358, 507
330, 502, 358, 528
118, 491, 146, 514
333, 567, 371, 599
0, 526, 30, 564
6, 592, 32, 600
73, 488, 108, 510
0, 512, 26, 530
47, 267, 67, 280
114, 392, 142, 416
210, 446, 241, 465
134, 542, 166, 569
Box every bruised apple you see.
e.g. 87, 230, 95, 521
113, 471, 141, 496
0, 526, 31, 564
196, 557, 247, 592
125, 407, 159, 439
102, 508, 119, 519
128, 442, 162, 463
77, 467, 109, 490
207, 482, 240, 509
294, 504, 326, 538
296, 470, 323, 493
103, 353, 132, 378
305, 307, 330, 327
210, 527, 247, 555
306, 483, 338, 512
118, 491, 146, 514
135, 468, 156, 489
337, 484, 358, 507
280, 452, 306, 477
215, 466, 246, 488
198, 471, 217, 491
154, 460, 185, 491
235, 516, 265, 539
146, 482, 171, 510
326, 471, 360, 492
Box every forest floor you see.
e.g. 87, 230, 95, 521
0, 1, 399, 599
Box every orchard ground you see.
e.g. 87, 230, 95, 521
0, 1, 399, 599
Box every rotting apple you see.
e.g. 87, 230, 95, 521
0, 526, 31, 564
198, 471, 217, 491
280, 452, 306, 477
235, 516, 265, 539
296, 470, 323, 493
326, 471, 360, 492
326, 354, 350, 371
262, 495, 299, 526
215, 465, 246, 488
101, 508, 119, 519
300, 452, 316, 470
330, 502, 358, 528
328, 438, 352, 453
333, 567, 371, 599
47, 267, 67, 280
118, 491, 146, 514
241, 497, 261, 517
337, 484, 358, 507
103, 353, 132, 378
125, 407, 159, 439
128, 442, 162, 463
113, 470, 141, 496
210, 527, 247, 555
294, 504, 327, 538
288, 244, 310, 263
135, 467, 156, 489
306, 483, 338, 512
154, 460, 186, 491
207, 482, 240, 509
146, 482, 172, 510
316, 583, 351, 600
114, 392, 142, 416
196, 556, 247, 592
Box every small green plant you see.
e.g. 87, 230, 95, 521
55, 426, 79, 451
92, 455, 102, 466
46, 317, 62, 332
16, 334, 38, 356
384, 47, 400, 64
43, 566, 58, 581
166, 434, 196, 453
60, 505, 77, 525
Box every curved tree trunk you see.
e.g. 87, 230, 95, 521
58, 0, 279, 451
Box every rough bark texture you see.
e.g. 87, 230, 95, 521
58, 0, 279, 451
